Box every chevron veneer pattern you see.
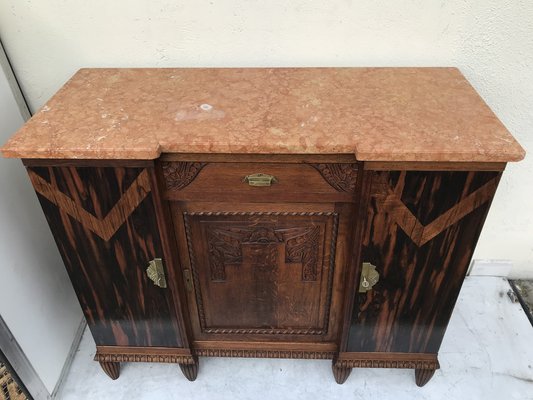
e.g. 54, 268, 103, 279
27, 168, 151, 241
373, 171, 500, 246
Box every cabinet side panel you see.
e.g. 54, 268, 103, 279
27, 166, 182, 347
347, 170, 500, 353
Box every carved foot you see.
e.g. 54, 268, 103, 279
415, 368, 436, 387
332, 361, 352, 384
179, 357, 199, 381
99, 361, 120, 380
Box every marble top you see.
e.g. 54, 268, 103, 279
0, 68, 525, 162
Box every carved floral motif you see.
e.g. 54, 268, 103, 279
161, 161, 207, 190
206, 225, 321, 281
310, 163, 359, 192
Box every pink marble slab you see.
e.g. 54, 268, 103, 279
0, 68, 525, 162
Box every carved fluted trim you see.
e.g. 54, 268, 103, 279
99, 361, 120, 380
332, 362, 352, 384
415, 368, 437, 387
94, 352, 196, 364
335, 357, 439, 370
179, 358, 199, 381
193, 349, 336, 359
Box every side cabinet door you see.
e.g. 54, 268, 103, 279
347, 170, 501, 354
27, 165, 183, 347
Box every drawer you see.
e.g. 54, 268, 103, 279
160, 161, 359, 202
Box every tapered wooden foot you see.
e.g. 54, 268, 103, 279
332, 361, 352, 384
179, 358, 199, 381
99, 361, 120, 380
415, 368, 436, 387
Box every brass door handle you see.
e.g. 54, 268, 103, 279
146, 258, 167, 288
359, 262, 379, 293
243, 173, 278, 187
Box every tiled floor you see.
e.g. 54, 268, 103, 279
511, 279, 533, 325
56, 277, 533, 399
0, 363, 28, 400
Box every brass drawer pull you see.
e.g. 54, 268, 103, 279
146, 258, 167, 288
359, 262, 379, 293
243, 173, 278, 187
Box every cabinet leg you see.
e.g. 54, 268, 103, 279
332, 361, 352, 384
179, 357, 199, 381
415, 368, 436, 387
99, 361, 120, 380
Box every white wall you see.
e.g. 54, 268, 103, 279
458, 2, 533, 278
0, 55, 83, 394
0, 0, 531, 277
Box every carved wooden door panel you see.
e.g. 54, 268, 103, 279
185, 212, 336, 336
171, 203, 353, 343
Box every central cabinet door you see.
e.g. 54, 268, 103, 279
163, 160, 359, 344
185, 210, 337, 336
173, 203, 353, 343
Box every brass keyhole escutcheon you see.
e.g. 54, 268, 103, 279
146, 258, 167, 288
359, 262, 379, 293
183, 269, 193, 292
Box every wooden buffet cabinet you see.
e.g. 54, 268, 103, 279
1, 68, 524, 388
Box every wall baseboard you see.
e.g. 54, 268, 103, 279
468, 259, 513, 277
51, 318, 87, 399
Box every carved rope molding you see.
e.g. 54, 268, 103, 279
28, 169, 151, 241
309, 163, 359, 192
161, 161, 207, 190
183, 211, 339, 336
374, 172, 499, 247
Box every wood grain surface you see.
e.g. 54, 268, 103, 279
347, 170, 500, 353
166, 156, 359, 345
183, 212, 338, 336
27, 165, 183, 347
162, 161, 357, 203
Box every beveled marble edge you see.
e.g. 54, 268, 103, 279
1, 146, 161, 161
2, 144, 524, 162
